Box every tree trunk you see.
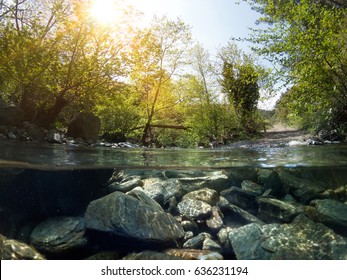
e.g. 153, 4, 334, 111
33, 96, 69, 128
141, 122, 152, 147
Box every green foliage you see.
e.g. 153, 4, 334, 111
128, 16, 192, 146
0, 1, 269, 145
219, 42, 262, 135
246, 0, 347, 132
0, 0, 131, 128
94, 84, 141, 140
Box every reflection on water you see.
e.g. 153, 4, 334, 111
1, 140, 347, 169
0, 140, 347, 260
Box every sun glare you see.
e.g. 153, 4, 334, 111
90, 0, 121, 25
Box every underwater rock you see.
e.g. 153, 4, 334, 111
321, 185, 347, 202
220, 187, 258, 213
1, 234, 45, 260
182, 188, 219, 206
142, 178, 166, 205
257, 169, 274, 186
263, 171, 287, 198
181, 220, 199, 234
202, 238, 222, 251
30, 216, 87, 254
220, 203, 265, 226
241, 180, 265, 196
85, 192, 184, 243
127, 187, 164, 212
199, 173, 230, 192
177, 199, 212, 220
217, 228, 233, 255
183, 234, 205, 249
161, 179, 185, 205
256, 197, 303, 223
165, 248, 223, 260
107, 178, 143, 193
312, 199, 347, 230
229, 214, 347, 260
206, 206, 224, 231
279, 171, 325, 203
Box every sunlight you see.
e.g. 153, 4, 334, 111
90, 0, 122, 25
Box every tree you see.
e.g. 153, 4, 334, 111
219, 42, 261, 134
245, 0, 347, 132
129, 16, 192, 146
0, 0, 132, 128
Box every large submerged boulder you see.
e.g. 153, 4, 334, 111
229, 214, 347, 260
85, 192, 184, 243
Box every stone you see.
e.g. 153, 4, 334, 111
142, 178, 166, 205
127, 187, 163, 212
221, 203, 265, 226
66, 112, 101, 142
202, 238, 222, 251
206, 206, 224, 231
217, 228, 233, 255
183, 231, 194, 241
85, 192, 184, 243
263, 171, 287, 198
21, 122, 46, 142
321, 185, 347, 202
256, 197, 303, 223
107, 178, 143, 193
312, 199, 347, 231
220, 187, 258, 212
229, 214, 347, 260
279, 171, 326, 203
1, 234, 45, 260
30, 216, 87, 254
200, 173, 230, 192
181, 220, 199, 234
257, 169, 274, 186
0, 107, 24, 126
47, 129, 65, 144
182, 188, 219, 206
241, 180, 265, 195
162, 179, 185, 204
165, 249, 223, 260
177, 199, 212, 220
183, 234, 204, 249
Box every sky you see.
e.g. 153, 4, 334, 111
127, 0, 260, 55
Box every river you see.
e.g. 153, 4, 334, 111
0, 140, 347, 260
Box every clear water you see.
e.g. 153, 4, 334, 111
1, 140, 347, 260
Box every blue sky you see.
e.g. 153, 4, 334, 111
129, 0, 260, 55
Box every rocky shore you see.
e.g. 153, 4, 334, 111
1, 167, 347, 260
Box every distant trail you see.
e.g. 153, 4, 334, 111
262, 124, 311, 142
228, 124, 311, 148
